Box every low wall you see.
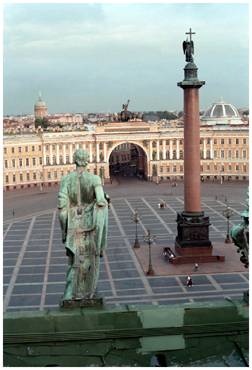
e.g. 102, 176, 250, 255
4, 299, 249, 367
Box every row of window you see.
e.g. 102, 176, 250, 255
214, 149, 247, 160
5, 167, 106, 184
158, 164, 247, 173
4, 137, 247, 155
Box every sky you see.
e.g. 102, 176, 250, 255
3, 2, 249, 115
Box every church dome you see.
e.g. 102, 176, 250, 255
201, 100, 242, 125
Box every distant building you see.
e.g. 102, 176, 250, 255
3, 113, 249, 190
34, 93, 48, 119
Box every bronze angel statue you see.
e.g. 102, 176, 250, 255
183, 38, 194, 63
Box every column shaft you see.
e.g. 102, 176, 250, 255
184, 88, 201, 213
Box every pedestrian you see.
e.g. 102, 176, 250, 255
186, 276, 193, 287
194, 263, 199, 272
12, 209, 15, 217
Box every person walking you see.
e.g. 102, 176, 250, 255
186, 276, 193, 287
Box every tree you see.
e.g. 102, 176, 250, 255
35, 117, 49, 129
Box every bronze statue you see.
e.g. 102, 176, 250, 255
122, 99, 130, 112
58, 149, 108, 305
183, 28, 195, 63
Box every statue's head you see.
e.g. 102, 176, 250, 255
73, 149, 89, 167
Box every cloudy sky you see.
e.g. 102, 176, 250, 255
3, 2, 249, 115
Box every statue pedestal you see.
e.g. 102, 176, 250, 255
60, 297, 103, 309
173, 212, 225, 264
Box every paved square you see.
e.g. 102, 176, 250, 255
3, 194, 248, 312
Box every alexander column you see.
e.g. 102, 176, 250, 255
175, 29, 223, 263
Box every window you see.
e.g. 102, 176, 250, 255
228, 150, 232, 159
236, 138, 239, 145
5, 175, 9, 184
53, 156, 57, 165
221, 150, 225, 159
206, 150, 210, 159
236, 150, 239, 159
180, 165, 183, 172
228, 139, 232, 145
26, 158, 29, 166
46, 156, 50, 165
222, 165, 225, 172
12, 147, 15, 154
59, 155, 63, 164
39, 145, 42, 151
180, 150, 183, 159
243, 165, 247, 172
173, 140, 176, 145
20, 173, 23, 182
214, 150, 217, 158
52, 144, 56, 150
32, 158, 36, 166
46, 145, 49, 151
173, 150, 176, 159
160, 167, 163, 173
59, 144, 62, 150
200, 150, 203, 159
214, 164, 218, 171
207, 164, 210, 171
243, 138, 246, 145
13, 174, 16, 183
12, 159, 15, 168
18, 146, 21, 153
4, 148, 7, 154
54, 171, 57, 179
66, 144, 69, 149
173, 166, 176, 173
166, 150, 170, 159
242, 150, 246, 159
152, 141, 156, 148
214, 139, 217, 145
236, 165, 239, 171
5, 160, 8, 168
221, 139, 224, 145
32, 146, 35, 151
180, 140, 183, 145
39, 157, 42, 165
27, 173, 30, 181
229, 165, 232, 171
159, 152, 163, 160
19, 159, 22, 167
99, 143, 103, 149
25, 146, 28, 152
61, 171, 64, 177
66, 155, 70, 164
166, 140, 169, 145
207, 138, 211, 144
33, 173, 36, 180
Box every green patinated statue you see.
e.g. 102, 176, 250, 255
58, 149, 108, 305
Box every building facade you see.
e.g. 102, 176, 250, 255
3, 119, 249, 191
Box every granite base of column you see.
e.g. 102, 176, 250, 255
173, 211, 225, 264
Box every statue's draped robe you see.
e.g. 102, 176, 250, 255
58, 171, 108, 300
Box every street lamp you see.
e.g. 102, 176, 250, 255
223, 204, 234, 243
132, 210, 140, 248
144, 229, 155, 276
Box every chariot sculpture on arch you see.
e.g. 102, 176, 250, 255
58, 149, 108, 306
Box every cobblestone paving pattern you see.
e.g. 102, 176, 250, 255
3, 196, 248, 311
